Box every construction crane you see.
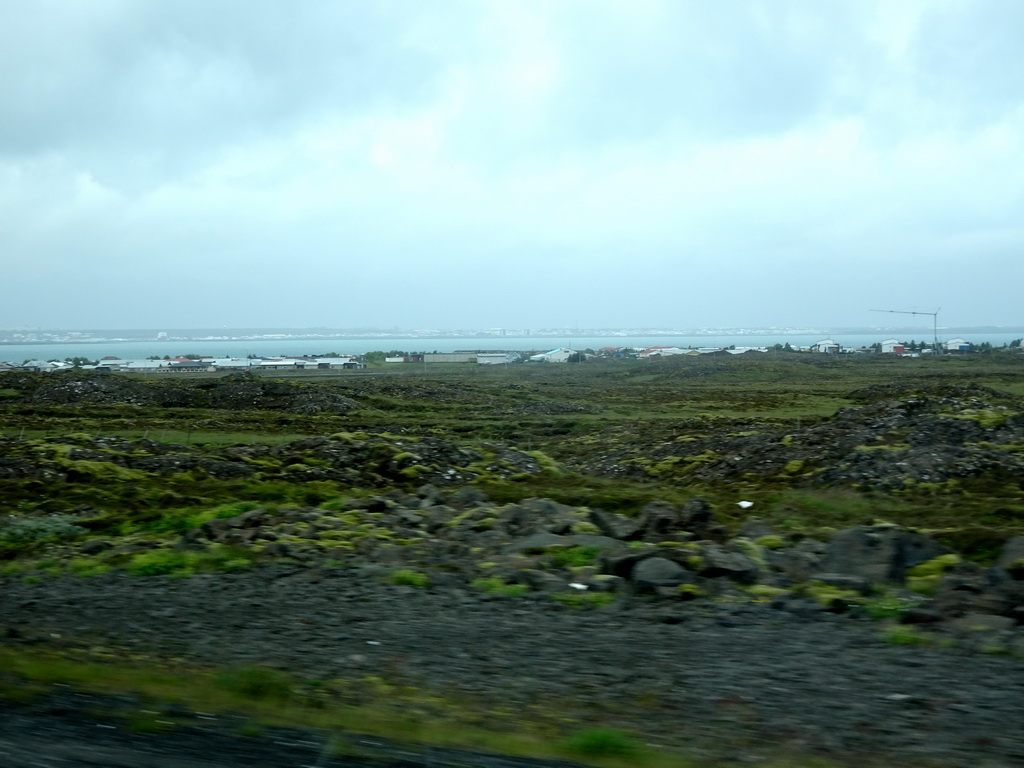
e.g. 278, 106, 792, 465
870, 308, 940, 352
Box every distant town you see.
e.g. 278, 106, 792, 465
2, 324, 1023, 346
2, 335, 1019, 374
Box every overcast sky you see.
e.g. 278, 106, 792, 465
2, 1, 1021, 331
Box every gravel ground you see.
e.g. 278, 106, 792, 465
3, 567, 1024, 766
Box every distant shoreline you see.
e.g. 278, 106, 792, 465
3, 326, 1023, 346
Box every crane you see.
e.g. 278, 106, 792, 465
870, 308, 940, 352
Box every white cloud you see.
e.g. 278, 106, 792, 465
0, 0, 1021, 329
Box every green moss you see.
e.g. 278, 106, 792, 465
744, 584, 788, 600
61, 460, 146, 482
755, 534, 787, 550
125, 545, 257, 577
398, 464, 431, 480
685, 555, 703, 570
562, 728, 641, 759
883, 625, 931, 646
646, 456, 682, 477
126, 549, 191, 576
799, 580, 860, 607
731, 537, 766, 569
215, 666, 293, 702
860, 592, 924, 620
524, 450, 564, 477
780, 435, 795, 447
552, 591, 615, 609
677, 583, 703, 599
390, 569, 429, 588
683, 449, 722, 466
783, 459, 805, 475
570, 521, 599, 534
906, 554, 961, 594
470, 576, 528, 597
548, 545, 602, 569
67, 558, 111, 577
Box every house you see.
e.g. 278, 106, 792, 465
639, 346, 686, 358
259, 358, 306, 370
93, 359, 129, 371
880, 339, 904, 354
122, 360, 169, 372
477, 352, 519, 365
212, 358, 259, 371
811, 339, 841, 353
315, 357, 361, 369
424, 353, 476, 364
167, 359, 214, 372
527, 348, 575, 363
11, 360, 66, 372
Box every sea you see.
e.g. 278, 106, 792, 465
2, 332, 1022, 363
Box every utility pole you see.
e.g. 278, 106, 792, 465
870, 308, 941, 353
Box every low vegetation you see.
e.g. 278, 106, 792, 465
2, 353, 1023, 766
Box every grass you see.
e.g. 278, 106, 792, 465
470, 576, 529, 596
0, 645, 950, 768
0, 648, 651, 767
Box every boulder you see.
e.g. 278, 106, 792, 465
823, 526, 949, 583
501, 532, 569, 555
496, 498, 582, 536
808, 573, 871, 594
637, 501, 680, 537
631, 557, 692, 594
597, 548, 661, 579
995, 536, 1024, 575
699, 545, 759, 584
932, 563, 1024, 618
766, 542, 824, 584
588, 508, 642, 540
681, 497, 727, 541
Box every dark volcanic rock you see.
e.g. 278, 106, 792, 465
823, 525, 950, 583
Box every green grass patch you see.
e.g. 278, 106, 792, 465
389, 569, 430, 588
470, 576, 529, 597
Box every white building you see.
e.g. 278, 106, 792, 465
528, 348, 575, 363
811, 339, 841, 353
477, 352, 519, 365
944, 338, 970, 352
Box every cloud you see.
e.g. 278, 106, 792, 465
0, 0, 1022, 329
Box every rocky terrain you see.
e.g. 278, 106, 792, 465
4, 478, 1024, 765
565, 382, 1024, 492
2, 365, 1024, 765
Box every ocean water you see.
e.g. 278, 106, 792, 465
2, 332, 1022, 364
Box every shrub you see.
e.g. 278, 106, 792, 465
552, 592, 615, 609
126, 550, 190, 576
390, 569, 429, 588
563, 728, 641, 758
125, 545, 255, 577
215, 666, 292, 702
470, 576, 529, 597
0, 516, 86, 543
860, 593, 924, 621
549, 545, 602, 569
883, 625, 930, 646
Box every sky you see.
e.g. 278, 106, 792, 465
2, 0, 1022, 331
